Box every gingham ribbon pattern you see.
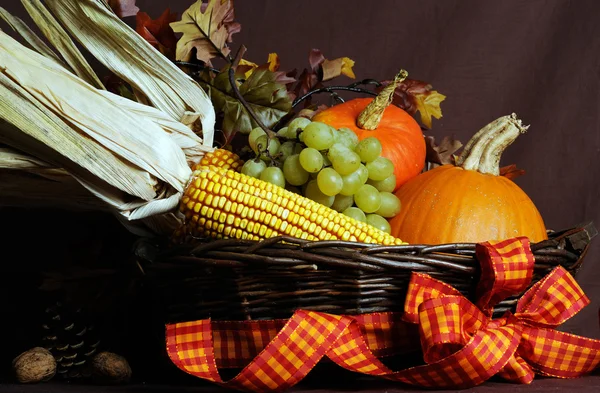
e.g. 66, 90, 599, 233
166, 237, 600, 392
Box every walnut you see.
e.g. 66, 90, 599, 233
12, 347, 56, 383
90, 352, 132, 384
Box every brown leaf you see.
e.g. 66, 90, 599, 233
322, 57, 356, 81
308, 48, 325, 71
425, 135, 463, 167
135, 9, 178, 59
500, 164, 526, 180
170, 0, 241, 65
108, 0, 139, 18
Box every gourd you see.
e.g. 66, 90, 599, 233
389, 113, 548, 244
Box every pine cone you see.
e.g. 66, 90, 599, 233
41, 301, 101, 380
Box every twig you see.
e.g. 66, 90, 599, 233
292, 84, 378, 108
174, 61, 221, 74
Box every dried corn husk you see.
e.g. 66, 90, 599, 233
0, 31, 194, 225
0, 6, 64, 67
43, 0, 216, 147
19, 0, 105, 89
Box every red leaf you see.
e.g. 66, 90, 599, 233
500, 164, 526, 180
108, 0, 139, 18
308, 49, 325, 71
136, 9, 178, 59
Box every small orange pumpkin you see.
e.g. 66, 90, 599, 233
389, 114, 548, 244
313, 71, 425, 190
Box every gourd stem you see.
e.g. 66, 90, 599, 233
456, 113, 529, 175
356, 70, 408, 130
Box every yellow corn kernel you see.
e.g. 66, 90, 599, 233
178, 165, 405, 245
193, 149, 244, 172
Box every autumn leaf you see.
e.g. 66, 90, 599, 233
500, 164, 526, 180
136, 9, 178, 59
108, 0, 139, 18
377, 78, 446, 129
199, 65, 292, 143
238, 53, 281, 79
267, 53, 279, 72
425, 135, 463, 167
322, 57, 356, 81
414, 90, 446, 129
170, 0, 241, 65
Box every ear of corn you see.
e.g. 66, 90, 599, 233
176, 165, 405, 245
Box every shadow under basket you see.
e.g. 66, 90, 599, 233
138, 223, 597, 324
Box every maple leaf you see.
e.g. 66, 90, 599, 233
500, 164, 526, 180
170, 0, 241, 65
108, 0, 139, 18
414, 90, 446, 129
424, 135, 463, 168
199, 65, 292, 143
136, 9, 178, 59
377, 79, 446, 129
237, 53, 281, 79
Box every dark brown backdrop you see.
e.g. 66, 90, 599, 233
1, 0, 599, 339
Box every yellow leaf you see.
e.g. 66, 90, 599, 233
414, 90, 446, 129
340, 57, 355, 79
267, 52, 279, 72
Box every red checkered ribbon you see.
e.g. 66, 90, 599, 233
166, 237, 600, 391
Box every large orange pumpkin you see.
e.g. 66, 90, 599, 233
389, 113, 548, 244
313, 71, 425, 190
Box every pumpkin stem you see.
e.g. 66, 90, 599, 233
357, 69, 408, 130
456, 113, 529, 175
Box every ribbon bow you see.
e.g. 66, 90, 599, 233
396, 237, 600, 387
166, 237, 600, 392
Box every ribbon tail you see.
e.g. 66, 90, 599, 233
520, 326, 600, 379
498, 354, 535, 384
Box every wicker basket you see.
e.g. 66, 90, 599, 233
138, 222, 597, 325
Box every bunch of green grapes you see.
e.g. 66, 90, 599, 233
241, 119, 401, 234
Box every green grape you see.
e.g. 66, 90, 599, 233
366, 157, 394, 181
287, 117, 312, 139
356, 164, 369, 184
343, 207, 366, 223
376, 192, 402, 218
254, 135, 281, 158
335, 127, 359, 149
317, 168, 343, 196
294, 143, 304, 154
241, 159, 267, 178
366, 214, 391, 234
339, 169, 364, 196
354, 184, 381, 213
331, 194, 354, 212
355, 137, 382, 163
279, 141, 296, 162
299, 148, 324, 173
327, 143, 350, 161
303, 122, 335, 150
330, 149, 361, 176
283, 154, 309, 186
305, 180, 334, 207
368, 174, 396, 192
248, 127, 267, 151
276, 127, 289, 138
260, 166, 286, 188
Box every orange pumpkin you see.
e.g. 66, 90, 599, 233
313, 71, 425, 190
389, 114, 548, 244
